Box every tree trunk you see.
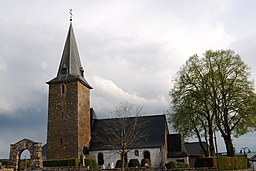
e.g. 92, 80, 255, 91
121, 149, 125, 171
195, 127, 209, 157
208, 122, 215, 156
219, 126, 235, 157
222, 108, 235, 156
122, 158, 125, 171
223, 132, 235, 156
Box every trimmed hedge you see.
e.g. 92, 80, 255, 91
128, 159, 140, 168
218, 156, 248, 170
43, 158, 97, 168
141, 159, 151, 167
115, 160, 127, 168
84, 159, 98, 170
165, 161, 188, 169
43, 158, 79, 167
194, 156, 248, 170
194, 157, 217, 168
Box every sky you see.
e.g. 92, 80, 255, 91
1, 0, 256, 159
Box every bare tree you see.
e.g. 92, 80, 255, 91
93, 102, 149, 171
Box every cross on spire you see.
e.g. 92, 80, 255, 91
69, 9, 73, 22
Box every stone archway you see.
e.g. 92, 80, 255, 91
8, 138, 43, 171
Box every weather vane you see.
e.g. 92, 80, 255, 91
69, 9, 73, 22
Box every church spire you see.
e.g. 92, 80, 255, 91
47, 22, 92, 89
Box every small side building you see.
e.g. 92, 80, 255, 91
167, 134, 189, 164
185, 142, 208, 167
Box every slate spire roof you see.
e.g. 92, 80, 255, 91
47, 22, 92, 89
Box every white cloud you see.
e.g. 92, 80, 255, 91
171, 21, 236, 53
91, 76, 169, 116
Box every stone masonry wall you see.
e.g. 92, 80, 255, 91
77, 81, 91, 155
8, 139, 42, 170
47, 81, 90, 160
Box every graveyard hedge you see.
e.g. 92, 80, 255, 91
84, 158, 98, 170
128, 159, 140, 167
195, 156, 249, 170
115, 160, 127, 168
43, 158, 79, 167
165, 161, 188, 169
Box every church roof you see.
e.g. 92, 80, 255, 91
185, 142, 207, 157
89, 114, 168, 151
47, 23, 92, 89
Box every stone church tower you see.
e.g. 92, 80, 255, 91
46, 22, 92, 160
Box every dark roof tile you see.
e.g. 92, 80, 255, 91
185, 142, 207, 157
89, 114, 167, 151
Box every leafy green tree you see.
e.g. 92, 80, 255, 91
170, 54, 215, 156
170, 49, 256, 156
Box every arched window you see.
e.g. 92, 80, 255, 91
134, 150, 139, 156
98, 153, 104, 166
143, 151, 150, 160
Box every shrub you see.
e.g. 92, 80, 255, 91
84, 159, 92, 167
141, 159, 151, 167
128, 159, 140, 168
165, 161, 177, 169
84, 159, 98, 170
91, 159, 98, 169
115, 160, 127, 168
1, 160, 9, 166
165, 161, 188, 169
177, 162, 189, 168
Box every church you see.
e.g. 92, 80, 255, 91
43, 20, 189, 168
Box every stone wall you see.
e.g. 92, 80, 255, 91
7, 139, 42, 171
47, 80, 91, 160
77, 81, 91, 154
